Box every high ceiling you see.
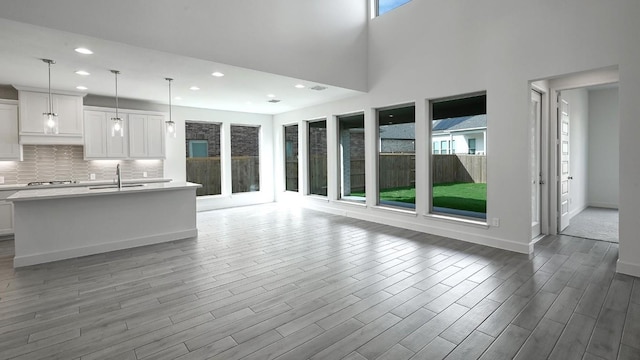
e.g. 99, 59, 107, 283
0, 18, 363, 115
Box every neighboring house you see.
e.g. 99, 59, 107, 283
379, 123, 416, 153
432, 115, 487, 155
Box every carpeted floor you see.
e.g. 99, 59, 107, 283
561, 206, 619, 242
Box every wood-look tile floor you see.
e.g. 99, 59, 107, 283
0, 204, 639, 360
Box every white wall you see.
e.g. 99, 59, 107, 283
166, 106, 274, 212
588, 87, 619, 208
562, 88, 589, 217
0, 0, 368, 91
275, 0, 640, 267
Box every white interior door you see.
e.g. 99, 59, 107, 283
530, 90, 542, 239
559, 95, 571, 231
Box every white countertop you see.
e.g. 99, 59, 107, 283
8, 181, 201, 202
0, 178, 171, 191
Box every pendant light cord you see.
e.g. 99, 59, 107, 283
115, 71, 119, 119
47, 61, 53, 114
165, 78, 173, 123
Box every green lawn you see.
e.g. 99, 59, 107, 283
352, 182, 486, 213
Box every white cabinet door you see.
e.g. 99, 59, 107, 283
19, 91, 50, 134
54, 94, 83, 135
128, 114, 147, 158
83, 110, 107, 158
0, 103, 21, 160
146, 115, 166, 159
128, 114, 165, 159
106, 112, 129, 158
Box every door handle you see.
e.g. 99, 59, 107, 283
540, 180, 545, 185
568, 176, 573, 180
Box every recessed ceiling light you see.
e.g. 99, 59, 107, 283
267, 94, 276, 98
76, 86, 88, 90
389, 114, 394, 118
174, 96, 182, 100
75, 70, 90, 76
189, 86, 200, 91
74, 47, 93, 55
211, 72, 224, 77
295, 84, 305, 89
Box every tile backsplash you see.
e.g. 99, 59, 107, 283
0, 145, 163, 185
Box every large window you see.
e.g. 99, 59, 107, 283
431, 94, 487, 220
231, 125, 260, 193
308, 120, 327, 196
185, 121, 221, 196
375, 0, 411, 16
284, 124, 299, 192
377, 104, 415, 209
338, 113, 365, 202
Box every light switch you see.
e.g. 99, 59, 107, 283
90, 174, 96, 180
143, 172, 147, 178
0, 176, 4, 184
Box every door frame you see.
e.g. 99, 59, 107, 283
544, 67, 619, 235
530, 87, 547, 239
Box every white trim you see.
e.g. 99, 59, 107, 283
423, 213, 488, 229
83, 105, 166, 117
303, 201, 530, 254
587, 202, 618, 209
13, 85, 87, 97
616, 259, 640, 278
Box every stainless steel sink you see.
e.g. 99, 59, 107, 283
89, 184, 146, 190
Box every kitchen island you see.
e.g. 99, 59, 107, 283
8, 182, 201, 267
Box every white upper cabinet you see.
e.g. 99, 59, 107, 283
83, 110, 129, 159
0, 102, 22, 161
15, 87, 85, 145
84, 107, 164, 160
128, 113, 165, 159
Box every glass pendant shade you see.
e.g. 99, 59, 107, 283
43, 112, 59, 134
166, 119, 177, 138
111, 117, 124, 137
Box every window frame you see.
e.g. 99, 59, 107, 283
283, 123, 299, 193
306, 118, 328, 197
428, 92, 487, 222
230, 124, 261, 194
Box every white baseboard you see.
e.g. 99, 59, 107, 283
616, 259, 640, 278
14, 229, 197, 267
301, 200, 531, 255
588, 202, 619, 209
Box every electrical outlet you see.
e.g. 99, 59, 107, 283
492, 218, 500, 227
0, 176, 4, 184
142, 172, 147, 178
90, 173, 96, 180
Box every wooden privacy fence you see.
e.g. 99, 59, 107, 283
186, 157, 221, 196
432, 154, 486, 184
188, 154, 486, 196
379, 153, 416, 190
186, 156, 260, 195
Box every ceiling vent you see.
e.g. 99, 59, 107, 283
268, 99, 281, 103
310, 85, 327, 91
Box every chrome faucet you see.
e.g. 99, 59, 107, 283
116, 164, 122, 189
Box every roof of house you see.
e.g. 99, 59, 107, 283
432, 114, 487, 133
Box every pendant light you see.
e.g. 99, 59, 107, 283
165, 77, 176, 138
42, 59, 59, 134
111, 70, 124, 137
